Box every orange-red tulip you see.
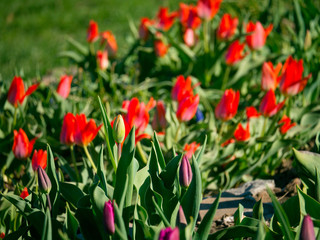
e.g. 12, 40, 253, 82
101, 31, 118, 57
197, 0, 222, 20
259, 90, 285, 117
225, 40, 246, 65
215, 89, 240, 121
246, 21, 273, 49
279, 56, 312, 96
20, 187, 29, 199
156, 7, 178, 31
221, 138, 235, 147
32, 149, 47, 171
261, 62, 282, 91
278, 115, 296, 134
12, 129, 36, 159
172, 75, 196, 102
234, 123, 250, 141
184, 142, 200, 159
74, 114, 102, 147
217, 13, 238, 40
96, 50, 109, 70
7, 76, 39, 107
57, 75, 73, 99
179, 3, 201, 29
154, 38, 169, 57
139, 17, 155, 41
60, 113, 76, 145
87, 20, 99, 43
246, 106, 261, 119
176, 94, 200, 122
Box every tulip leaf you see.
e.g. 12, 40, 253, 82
60, 182, 85, 209
152, 196, 170, 227
97, 146, 108, 196
208, 225, 258, 239
253, 199, 264, 220
66, 37, 89, 55
64, 203, 79, 240
56, 153, 78, 182
2, 225, 30, 240
113, 202, 129, 240
159, 154, 182, 189
195, 135, 207, 164
316, 169, 320, 202
41, 208, 52, 240
153, 132, 166, 170
181, 157, 202, 232
194, 190, 221, 240
297, 187, 320, 220
293, 148, 320, 180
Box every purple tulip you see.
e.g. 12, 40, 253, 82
37, 167, 52, 194
179, 155, 192, 188
103, 200, 115, 235
159, 227, 179, 240
300, 215, 315, 240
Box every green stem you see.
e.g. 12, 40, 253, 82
221, 66, 231, 90
35, 171, 38, 195
175, 123, 182, 143
136, 142, 147, 164
90, 43, 95, 56
203, 19, 210, 53
83, 145, 97, 173
261, 117, 268, 137
286, 96, 292, 117
70, 146, 80, 182
217, 121, 226, 144
12, 107, 17, 129
117, 142, 122, 161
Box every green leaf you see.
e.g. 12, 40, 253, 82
153, 132, 166, 170
208, 225, 258, 239
41, 208, 52, 240
267, 187, 294, 240
293, 148, 320, 180
66, 37, 88, 55
297, 187, 320, 220
97, 146, 108, 195
316, 169, 320, 202
254, 222, 266, 240
64, 203, 79, 240
56, 154, 78, 182
159, 154, 182, 188
194, 190, 221, 240
2, 225, 30, 240
113, 202, 129, 240
152, 196, 170, 227
195, 135, 207, 164
234, 204, 244, 226
60, 182, 85, 208
253, 199, 264, 220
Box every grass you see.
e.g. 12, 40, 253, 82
0, 0, 184, 82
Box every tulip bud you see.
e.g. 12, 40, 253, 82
176, 206, 187, 227
300, 215, 315, 240
112, 115, 125, 144
20, 187, 29, 199
179, 155, 192, 188
103, 200, 115, 235
37, 167, 52, 194
304, 30, 312, 50
159, 227, 179, 240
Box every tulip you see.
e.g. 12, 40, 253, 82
159, 227, 180, 240
176, 94, 200, 122
279, 56, 312, 96
96, 50, 109, 70
111, 116, 130, 144
172, 75, 194, 102
154, 39, 169, 57
278, 115, 296, 134
176, 206, 187, 227
12, 129, 36, 159
139, 17, 155, 41
20, 187, 29, 199
197, 0, 222, 20
179, 3, 201, 29
57, 75, 73, 99
103, 200, 115, 235
112, 115, 126, 144
259, 90, 285, 117
152, 101, 167, 134
246, 21, 273, 49
100, 31, 118, 57
221, 138, 235, 147
38, 167, 52, 194
183, 28, 197, 47
225, 40, 246, 65
184, 142, 200, 159
32, 149, 47, 171
60, 113, 76, 145
215, 89, 240, 121
74, 114, 102, 147
179, 155, 193, 188
300, 215, 315, 240
261, 62, 282, 91
217, 13, 238, 40
156, 7, 178, 31
234, 123, 250, 141
0, 233, 5, 239
87, 20, 99, 43
7, 76, 39, 107
246, 106, 261, 119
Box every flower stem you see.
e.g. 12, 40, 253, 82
12, 107, 17, 129
286, 96, 292, 117
83, 145, 97, 173
217, 121, 226, 144
203, 19, 210, 53
221, 66, 231, 90
70, 145, 81, 182
175, 122, 182, 143
137, 142, 147, 164
117, 142, 122, 161
261, 117, 268, 137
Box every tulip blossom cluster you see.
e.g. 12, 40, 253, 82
172, 75, 200, 122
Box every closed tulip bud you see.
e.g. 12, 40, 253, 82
300, 215, 315, 240
0, 232, 5, 239
246, 21, 273, 50
57, 75, 73, 99
103, 200, 115, 235
60, 113, 76, 145
179, 155, 193, 188
87, 20, 99, 43
176, 206, 187, 227
37, 167, 52, 194
159, 227, 180, 240
259, 90, 285, 117
225, 40, 246, 65
215, 89, 240, 121
112, 115, 125, 144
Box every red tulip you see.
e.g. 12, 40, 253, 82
261, 62, 282, 91
225, 40, 246, 65
183, 28, 197, 47
279, 56, 312, 96
246, 106, 261, 119
152, 101, 167, 134
57, 75, 73, 99
259, 90, 285, 117
139, 17, 155, 41
184, 142, 200, 159
100, 31, 118, 57
154, 39, 169, 57
87, 20, 99, 43
12, 129, 36, 159
96, 50, 109, 70
32, 149, 47, 171
215, 89, 240, 121
221, 138, 235, 147
234, 123, 250, 141
7, 76, 39, 107
74, 114, 102, 147
197, 0, 222, 20
217, 13, 238, 40
156, 7, 178, 31
176, 94, 200, 122
179, 3, 201, 29
278, 115, 296, 134
159, 227, 180, 240
172, 75, 196, 101
60, 113, 76, 145
0, 233, 5, 239
20, 187, 29, 199
246, 21, 273, 49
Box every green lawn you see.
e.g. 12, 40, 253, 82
0, 0, 185, 81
